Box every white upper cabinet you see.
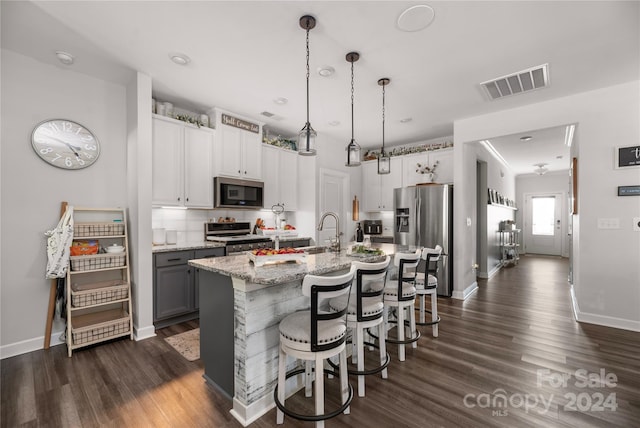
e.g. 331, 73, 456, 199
214, 108, 263, 181
262, 145, 298, 211
402, 148, 453, 187
152, 115, 214, 208
183, 127, 214, 207
362, 157, 402, 211
429, 148, 453, 184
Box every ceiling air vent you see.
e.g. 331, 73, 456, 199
481, 64, 549, 100
261, 111, 275, 117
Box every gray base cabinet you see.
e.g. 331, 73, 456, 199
153, 247, 225, 327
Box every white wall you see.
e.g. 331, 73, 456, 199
475, 142, 518, 277
454, 80, 640, 331
0, 50, 129, 357
126, 73, 155, 340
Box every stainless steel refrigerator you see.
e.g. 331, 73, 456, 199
394, 184, 453, 296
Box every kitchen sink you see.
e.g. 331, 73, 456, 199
302, 246, 330, 254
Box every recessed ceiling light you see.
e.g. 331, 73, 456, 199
520, 136, 533, 141
273, 97, 288, 105
169, 53, 191, 65
328, 120, 341, 126
397, 5, 435, 32
55, 51, 75, 65
400, 117, 413, 123
317, 66, 335, 77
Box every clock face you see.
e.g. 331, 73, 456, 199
31, 119, 100, 170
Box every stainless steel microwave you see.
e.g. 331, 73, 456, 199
214, 177, 264, 209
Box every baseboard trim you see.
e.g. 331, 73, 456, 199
570, 284, 640, 332
0, 329, 65, 360
452, 281, 478, 300
134, 324, 156, 341
477, 264, 502, 280
229, 372, 305, 427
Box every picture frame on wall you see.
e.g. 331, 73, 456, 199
571, 157, 578, 214
614, 145, 640, 169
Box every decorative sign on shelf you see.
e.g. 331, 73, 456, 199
221, 113, 259, 134
615, 145, 640, 169
618, 185, 640, 196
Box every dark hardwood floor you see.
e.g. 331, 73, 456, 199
2, 255, 639, 427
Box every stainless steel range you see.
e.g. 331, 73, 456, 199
204, 222, 272, 254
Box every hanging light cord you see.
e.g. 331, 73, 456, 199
350, 60, 355, 142
305, 23, 310, 126
381, 83, 386, 155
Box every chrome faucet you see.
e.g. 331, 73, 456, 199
317, 212, 341, 251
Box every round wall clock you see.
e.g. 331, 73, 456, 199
31, 119, 101, 170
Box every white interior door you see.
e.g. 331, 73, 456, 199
524, 193, 563, 255
319, 169, 348, 247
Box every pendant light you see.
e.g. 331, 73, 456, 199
345, 52, 361, 167
378, 78, 391, 174
298, 15, 317, 156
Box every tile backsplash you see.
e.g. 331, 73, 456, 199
152, 208, 298, 242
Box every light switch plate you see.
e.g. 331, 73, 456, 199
597, 218, 621, 229
634, 217, 640, 231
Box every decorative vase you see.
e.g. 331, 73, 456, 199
424, 172, 434, 183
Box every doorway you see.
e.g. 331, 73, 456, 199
318, 168, 349, 246
524, 192, 563, 255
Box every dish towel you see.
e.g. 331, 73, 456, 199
45, 205, 74, 279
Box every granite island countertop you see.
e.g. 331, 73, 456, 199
189, 243, 397, 285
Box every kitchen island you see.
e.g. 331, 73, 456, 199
189, 244, 393, 426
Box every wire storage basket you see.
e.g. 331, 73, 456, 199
74, 222, 125, 237
71, 310, 130, 345
71, 280, 128, 307
70, 253, 126, 271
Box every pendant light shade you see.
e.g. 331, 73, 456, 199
298, 15, 317, 156
345, 52, 361, 167
378, 78, 391, 174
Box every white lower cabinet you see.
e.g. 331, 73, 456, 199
362, 157, 402, 211
152, 115, 214, 208
262, 145, 298, 210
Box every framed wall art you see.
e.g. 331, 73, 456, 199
615, 145, 640, 169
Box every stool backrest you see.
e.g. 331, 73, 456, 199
352, 256, 391, 322
302, 265, 356, 351
421, 245, 442, 276
393, 249, 421, 301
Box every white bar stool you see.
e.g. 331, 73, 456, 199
274, 265, 356, 428
328, 256, 391, 397
382, 249, 421, 361
415, 245, 442, 337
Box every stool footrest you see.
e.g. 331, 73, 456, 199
369, 325, 421, 345
327, 342, 391, 376
273, 367, 354, 423
414, 308, 441, 326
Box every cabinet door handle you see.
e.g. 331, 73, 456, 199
244, 171, 247, 175
186, 197, 189, 202
167, 258, 181, 262
177, 197, 181, 201
238, 170, 241, 174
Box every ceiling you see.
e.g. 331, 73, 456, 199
2, 1, 639, 176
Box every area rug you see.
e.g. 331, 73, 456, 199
164, 328, 200, 361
